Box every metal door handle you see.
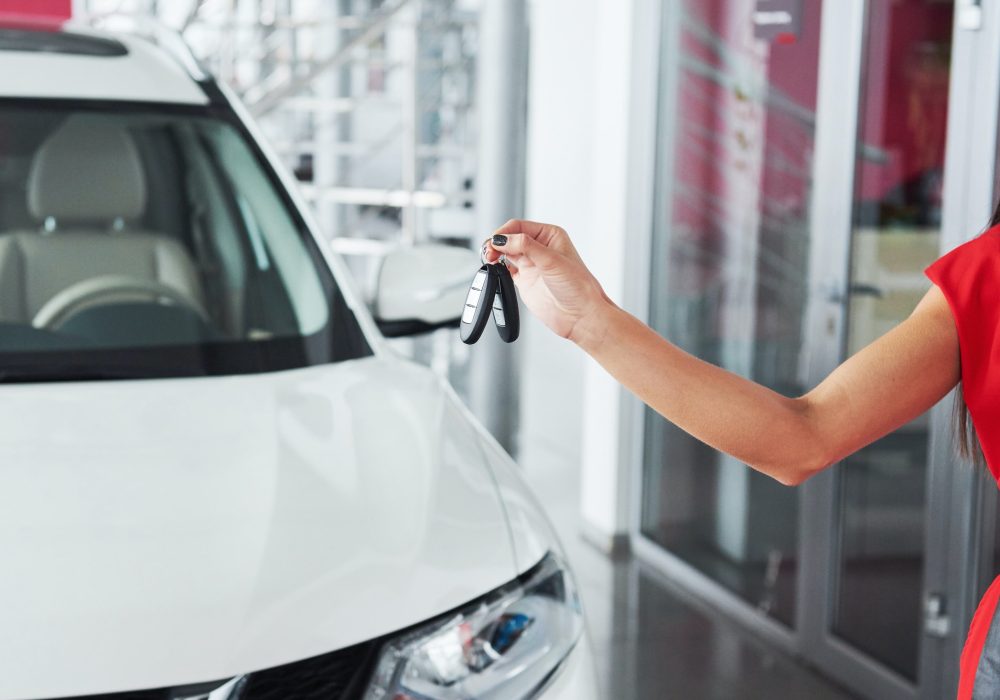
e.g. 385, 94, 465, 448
959, 0, 983, 30
848, 283, 884, 299
924, 592, 951, 637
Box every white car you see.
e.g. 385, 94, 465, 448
0, 17, 598, 700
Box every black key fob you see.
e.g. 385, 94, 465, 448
460, 264, 498, 345
492, 262, 520, 343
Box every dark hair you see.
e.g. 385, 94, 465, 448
952, 204, 1000, 468
954, 383, 984, 468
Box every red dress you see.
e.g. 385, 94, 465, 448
925, 226, 1000, 699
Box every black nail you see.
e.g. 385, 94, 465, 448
492, 234, 508, 246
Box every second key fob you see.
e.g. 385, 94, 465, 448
460, 264, 498, 344
492, 263, 520, 343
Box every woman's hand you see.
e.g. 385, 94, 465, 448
484, 219, 610, 343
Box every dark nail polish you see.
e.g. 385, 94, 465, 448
492, 234, 508, 246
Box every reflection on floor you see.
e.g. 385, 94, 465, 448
520, 433, 859, 700
594, 560, 859, 700
640, 524, 798, 629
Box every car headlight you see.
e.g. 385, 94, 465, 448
362, 552, 583, 700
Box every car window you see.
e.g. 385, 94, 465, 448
0, 101, 371, 381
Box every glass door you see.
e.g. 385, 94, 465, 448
833, 0, 952, 682
640, 0, 826, 631
799, 1, 1000, 699
638, 0, 1000, 698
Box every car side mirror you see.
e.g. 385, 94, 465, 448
372, 243, 481, 338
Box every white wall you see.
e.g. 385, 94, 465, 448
520, 0, 598, 476
523, 0, 659, 545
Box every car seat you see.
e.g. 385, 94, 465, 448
0, 115, 205, 326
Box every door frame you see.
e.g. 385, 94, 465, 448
627, 0, 804, 660
796, 1, 913, 697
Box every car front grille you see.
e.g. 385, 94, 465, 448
235, 640, 377, 700
45, 639, 379, 700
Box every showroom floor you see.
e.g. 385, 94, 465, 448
520, 436, 860, 700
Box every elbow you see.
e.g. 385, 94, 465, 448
774, 460, 827, 487
773, 470, 805, 488
761, 434, 837, 486
765, 399, 835, 487
749, 452, 829, 487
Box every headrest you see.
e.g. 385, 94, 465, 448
27, 116, 147, 223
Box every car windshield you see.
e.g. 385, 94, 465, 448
0, 101, 370, 381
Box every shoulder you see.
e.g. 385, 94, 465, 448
926, 227, 1000, 303
925, 226, 1000, 403
930, 226, 1000, 268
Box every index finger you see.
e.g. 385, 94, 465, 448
493, 219, 581, 260
494, 219, 553, 239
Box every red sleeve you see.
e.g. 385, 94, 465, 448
924, 229, 1000, 408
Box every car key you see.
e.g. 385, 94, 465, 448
492, 261, 519, 343
460, 264, 498, 344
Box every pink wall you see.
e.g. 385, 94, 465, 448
0, 0, 71, 19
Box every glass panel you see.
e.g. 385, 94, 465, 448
830, 0, 953, 681
640, 0, 824, 627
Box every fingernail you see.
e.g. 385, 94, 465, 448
492, 234, 508, 246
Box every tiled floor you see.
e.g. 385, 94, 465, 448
518, 429, 859, 700
580, 555, 859, 700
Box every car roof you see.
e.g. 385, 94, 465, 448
0, 18, 209, 105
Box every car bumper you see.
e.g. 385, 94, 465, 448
539, 639, 601, 699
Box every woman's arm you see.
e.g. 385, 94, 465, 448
488, 220, 961, 486
575, 289, 958, 485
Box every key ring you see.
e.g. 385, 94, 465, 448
480, 237, 506, 266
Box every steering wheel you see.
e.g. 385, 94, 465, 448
32, 275, 210, 330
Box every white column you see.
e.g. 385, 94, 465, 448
467, 0, 529, 453
523, 0, 660, 547
577, 0, 661, 547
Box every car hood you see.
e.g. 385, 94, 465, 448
0, 358, 530, 700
